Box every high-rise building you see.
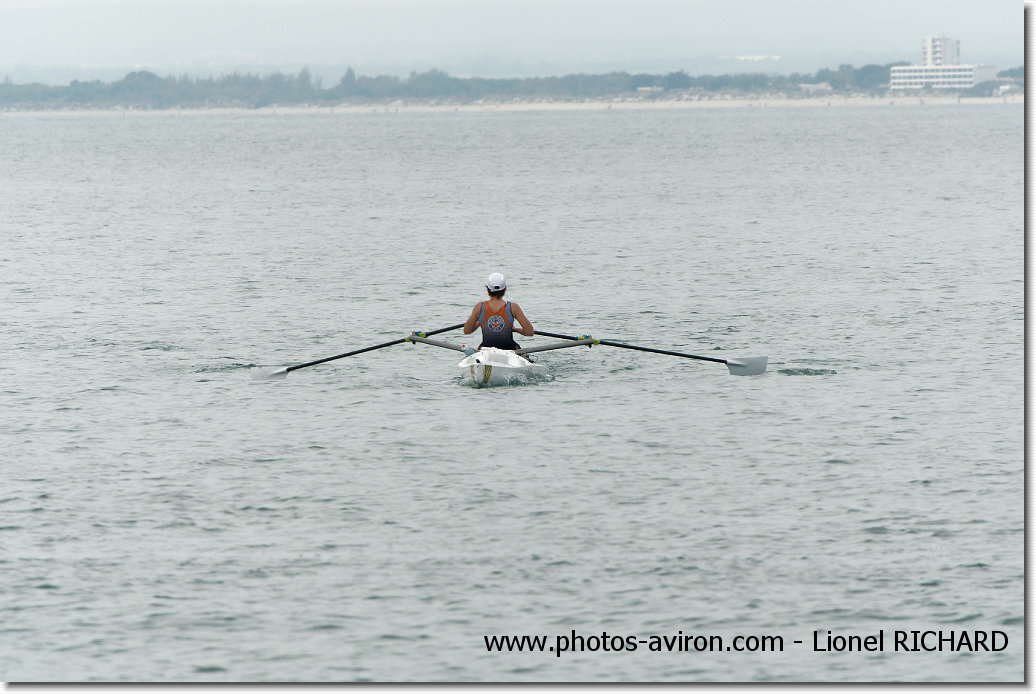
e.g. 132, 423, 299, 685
921, 36, 961, 66
890, 36, 995, 90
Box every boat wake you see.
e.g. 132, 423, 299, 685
456, 369, 553, 388
777, 367, 838, 376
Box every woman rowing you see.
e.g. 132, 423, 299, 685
463, 272, 534, 350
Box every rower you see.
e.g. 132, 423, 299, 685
463, 272, 534, 351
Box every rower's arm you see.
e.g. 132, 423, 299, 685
512, 303, 534, 337
463, 304, 481, 334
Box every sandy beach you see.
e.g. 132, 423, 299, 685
0, 92, 1023, 117
324, 92, 1024, 115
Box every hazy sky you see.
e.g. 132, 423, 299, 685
0, 0, 1023, 84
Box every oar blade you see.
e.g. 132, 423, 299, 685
725, 356, 767, 376
250, 366, 289, 380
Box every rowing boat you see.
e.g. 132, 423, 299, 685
457, 347, 547, 387
257, 324, 767, 381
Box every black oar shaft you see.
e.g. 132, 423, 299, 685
285, 323, 465, 373
596, 340, 727, 365
534, 330, 727, 365
534, 330, 581, 341
286, 338, 405, 372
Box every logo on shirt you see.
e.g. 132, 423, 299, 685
486, 315, 507, 332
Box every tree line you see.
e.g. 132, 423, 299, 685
0, 63, 1022, 109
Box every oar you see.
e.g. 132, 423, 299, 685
259, 323, 466, 379
534, 330, 767, 376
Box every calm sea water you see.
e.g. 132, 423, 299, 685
0, 103, 1022, 682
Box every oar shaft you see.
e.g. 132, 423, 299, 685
535, 330, 581, 341
285, 323, 465, 372
286, 338, 406, 372
534, 330, 726, 365
596, 340, 728, 365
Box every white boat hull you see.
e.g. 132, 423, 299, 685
457, 347, 547, 387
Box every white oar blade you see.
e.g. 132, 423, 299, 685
726, 356, 767, 376
250, 366, 289, 381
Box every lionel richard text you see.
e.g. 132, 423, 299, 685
812, 630, 1008, 653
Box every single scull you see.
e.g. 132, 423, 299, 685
255, 323, 766, 383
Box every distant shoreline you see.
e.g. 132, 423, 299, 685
0, 93, 1022, 116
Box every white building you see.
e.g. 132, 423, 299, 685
890, 64, 998, 89
890, 36, 996, 90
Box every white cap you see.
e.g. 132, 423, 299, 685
486, 272, 506, 291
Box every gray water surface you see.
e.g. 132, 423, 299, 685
0, 104, 1022, 682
